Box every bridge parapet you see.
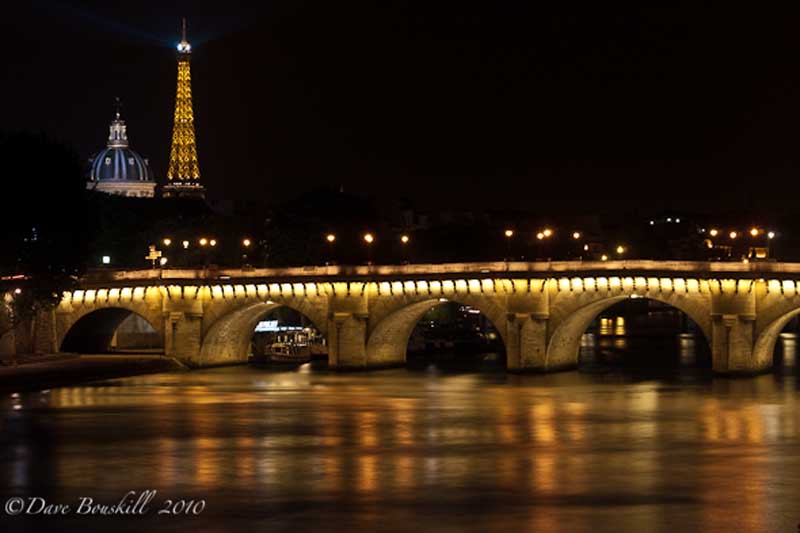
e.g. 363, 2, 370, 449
80, 260, 800, 288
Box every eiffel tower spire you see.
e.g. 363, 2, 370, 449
164, 17, 205, 199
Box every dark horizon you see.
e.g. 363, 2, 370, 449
3, 3, 800, 214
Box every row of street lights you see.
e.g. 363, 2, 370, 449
503, 228, 626, 260
707, 228, 776, 240
161, 237, 253, 250
325, 233, 411, 245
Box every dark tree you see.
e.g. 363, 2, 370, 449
0, 132, 92, 338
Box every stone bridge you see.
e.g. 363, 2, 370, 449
9, 260, 800, 375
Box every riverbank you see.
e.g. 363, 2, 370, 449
0, 355, 187, 393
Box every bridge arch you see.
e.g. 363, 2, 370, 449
753, 308, 800, 369
546, 294, 711, 370
366, 296, 507, 367
198, 300, 327, 367
60, 307, 163, 353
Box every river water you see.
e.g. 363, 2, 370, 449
1, 338, 799, 532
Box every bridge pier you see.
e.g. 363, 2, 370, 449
327, 285, 378, 370
709, 282, 768, 375
506, 313, 553, 372
164, 295, 204, 366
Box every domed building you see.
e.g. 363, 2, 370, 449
86, 104, 156, 198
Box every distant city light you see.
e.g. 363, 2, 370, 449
326, 234, 336, 243
102, 256, 111, 265
199, 238, 208, 246
572, 232, 581, 240
209, 239, 217, 247
543, 228, 553, 238
709, 229, 719, 237
400, 235, 410, 244
750, 228, 759, 237
504, 229, 514, 238
160, 257, 168, 266
768, 231, 776, 240
182, 240, 190, 249
163, 238, 172, 246
14, 288, 22, 295
616, 245, 626, 255
536, 232, 545, 240
729, 231, 738, 240
583, 244, 589, 251
364, 233, 375, 244
601, 254, 608, 261
243, 238, 252, 247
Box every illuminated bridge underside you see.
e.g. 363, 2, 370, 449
9, 261, 800, 375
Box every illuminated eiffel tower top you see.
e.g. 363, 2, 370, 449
164, 18, 205, 199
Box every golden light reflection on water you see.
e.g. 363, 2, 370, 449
2, 368, 800, 530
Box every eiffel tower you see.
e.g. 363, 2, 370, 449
163, 18, 205, 199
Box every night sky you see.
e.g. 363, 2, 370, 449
3, 2, 800, 215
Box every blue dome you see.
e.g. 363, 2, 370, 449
89, 146, 152, 182
87, 112, 154, 183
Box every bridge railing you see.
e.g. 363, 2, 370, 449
79, 260, 800, 287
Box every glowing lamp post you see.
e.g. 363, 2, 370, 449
504, 229, 514, 260
364, 233, 375, 265
400, 234, 411, 264
325, 234, 336, 265
768, 231, 776, 258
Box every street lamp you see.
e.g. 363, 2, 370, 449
324, 234, 337, 265
199, 238, 208, 247
729, 231, 738, 240
768, 231, 776, 259
163, 238, 172, 247
400, 234, 411, 264
210, 239, 217, 247
601, 254, 608, 261
504, 229, 514, 260
572, 232, 581, 240
616, 245, 626, 255
243, 238, 252, 247
182, 240, 190, 249
364, 233, 375, 265
543, 228, 553, 238
750, 228, 759, 237
709, 229, 719, 237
